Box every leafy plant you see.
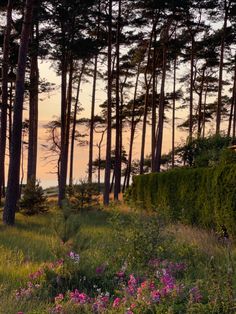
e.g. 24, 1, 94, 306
19, 179, 48, 215
67, 181, 100, 211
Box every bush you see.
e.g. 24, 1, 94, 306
67, 181, 100, 211
19, 179, 48, 215
109, 211, 165, 269
126, 164, 236, 235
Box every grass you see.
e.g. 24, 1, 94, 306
0, 204, 235, 313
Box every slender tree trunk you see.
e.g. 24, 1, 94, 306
63, 59, 74, 187
109, 170, 115, 193
3, 0, 34, 225
151, 26, 157, 172
124, 66, 140, 190
58, 21, 68, 205
140, 26, 154, 174
88, 56, 98, 183
172, 56, 177, 168
216, 0, 230, 134
19, 132, 25, 198
202, 83, 208, 139
27, 6, 39, 185
233, 85, 236, 140
0, 0, 13, 203
114, 0, 121, 200
154, 39, 168, 172
197, 68, 205, 138
189, 37, 194, 141
228, 56, 236, 137
104, 0, 112, 205
97, 129, 105, 192
8, 80, 14, 153
69, 67, 84, 187
88, 0, 101, 183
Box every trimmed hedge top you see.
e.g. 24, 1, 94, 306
126, 164, 236, 235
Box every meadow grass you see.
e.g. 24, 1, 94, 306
0, 205, 235, 313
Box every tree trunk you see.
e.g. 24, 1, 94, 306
58, 21, 68, 206
69, 67, 84, 187
233, 86, 236, 140
140, 26, 154, 174
3, 0, 34, 225
103, 0, 113, 205
172, 56, 177, 168
154, 39, 168, 172
202, 82, 208, 139
8, 80, 14, 154
216, 0, 230, 134
88, 56, 98, 183
0, 0, 13, 203
63, 59, 74, 187
197, 68, 205, 138
228, 56, 236, 137
114, 0, 121, 200
151, 25, 157, 172
88, 0, 101, 183
27, 5, 39, 185
189, 36, 194, 141
124, 65, 140, 190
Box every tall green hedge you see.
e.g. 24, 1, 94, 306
126, 165, 236, 234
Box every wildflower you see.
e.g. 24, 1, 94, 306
128, 274, 137, 286
130, 303, 136, 309
112, 297, 121, 308
96, 263, 107, 275
70, 289, 89, 304
29, 269, 44, 280
68, 251, 80, 263
116, 271, 125, 278
141, 281, 148, 289
151, 290, 161, 303
189, 287, 202, 303
161, 270, 175, 291
149, 281, 155, 291
51, 304, 63, 314
55, 293, 64, 303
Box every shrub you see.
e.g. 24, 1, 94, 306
19, 179, 48, 215
67, 181, 100, 211
126, 164, 236, 235
109, 211, 166, 269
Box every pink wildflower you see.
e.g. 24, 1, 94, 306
151, 290, 161, 303
189, 287, 202, 303
51, 304, 63, 314
112, 297, 121, 308
70, 290, 89, 304
55, 293, 64, 303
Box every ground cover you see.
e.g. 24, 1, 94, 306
0, 204, 235, 313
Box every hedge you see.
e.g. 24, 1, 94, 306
126, 164, 236, 234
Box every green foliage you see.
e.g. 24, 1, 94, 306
109, 211, 165, 269
67, 181, 100, 211
53, 201, 80, 245
127, 164, 236, 235
175, 135, 233, 167
19, 179, 48, 215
